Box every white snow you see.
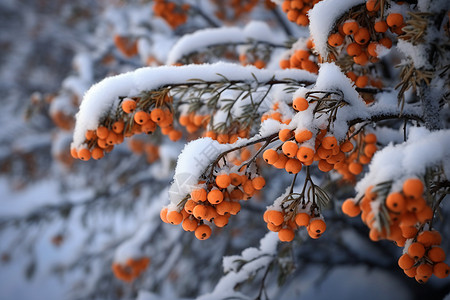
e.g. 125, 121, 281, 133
168, 138, 231, 207
309, 0, 365, 58
356, 127, 450, 194
73, 62, 317, 149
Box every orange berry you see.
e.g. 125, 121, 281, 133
216, 201, 232, 215
279, 59, 290, 69
285, 158, 302, 174
266, 210, 284, 226
191, 188, 207, 202
160, 207, 169, 223
91, 147, 104, 160
184, 199, 197, 214
416, 205, 433, 223
282, 141, 299, 158
295, 212, 310, 227
374, 20, 388, 33
318, 159, 333, 172
195, 224, 212, 240
379, 37, 392, 49
278, 129, 293, 142
229, 173, 243, 186
309, 219, 326, 234
78, 148, 91, 161
386, 13, 404, 28
348, 162, 363, 175
296, 146, 315, 162
317, 147, 332, 159
122, 98, 137, 114
204, 205, 218, 221
400, 212, 419, 227
342, 199, 361, 217
406, 196, 426, 213
242, 180, 255, 195
229, 201, 241, 215
134, 111, 150, 125
150, 108, 165, 123
296, 14, 309, 26
273, 154, 288, 169
355, 75, 369, 88
385, 192, 406, 213
70, 147, 79, 159
301, 60, 319, 73
404, 267, 417, 278
192, 204, 208, 220
354, 27, 370, 45
416, 263, 433, 280
85, 130, 96, 141
166, 210, 183, 225
168, 130, 182, 141
278, 228, 295, 242
215, 174, 231, 189
207, 189, 224, 204
367, 42, 379, 57
364, 143, 377, 157
112, 121, 125, 134
403, 178, 424, 199
328, 33, 344, 47
340, 140, 354, 152
321, 136, 338, 149
353, 52, 369, 65
295, 49, 310, 61
267, 222, 282, 232
182, 218, 198, 232
263, 149, 279, 165
408, 242, 426, 260
365, 0, 380, 11
346, 42, 362, 57
96, 126, 109, 140
398, 253, 415, 270
295, 129, 313, 143
342, 20, 359, 35
213, 215, 229, 227
433, 262, 450, 278
252, 176, 266, 190
417, 230, 441, 247
292, 97, 309, 111
427, 247, 446, 263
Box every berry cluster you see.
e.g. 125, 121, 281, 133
112, 257, 150, 282
399, 230, 449, 282
113, 34, 138, 58
261, 102, 292, 125
281, 0, 322, 26
71, 93, 182, 161
342, 178, 449, 282
263, 111, 357, 175
334, 132, 377, 182
279, 39, 319, 74
327, 2, 410, 65
161, 170, 266, 240
239, 53, 267, 69
127, 138, 160, 163
153, 0, 189, 29
264, 202, 326, 242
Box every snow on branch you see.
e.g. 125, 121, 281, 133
356, 127, 450, 195
167, 21, 285, 65
72, 62, 317, 149
309, 0, 365, 58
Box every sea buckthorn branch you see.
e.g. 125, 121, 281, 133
205, 132, 279, 183
347, 110, 424, 127
174, 40, 289, 65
